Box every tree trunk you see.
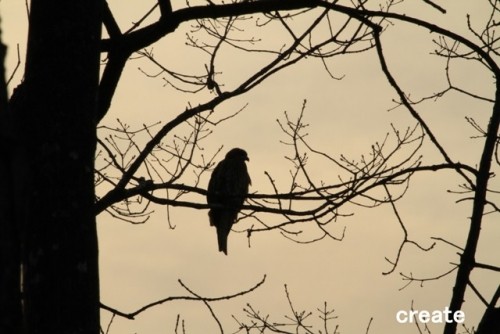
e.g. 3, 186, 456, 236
2, 1, 102, 333
0, 13, 23, 333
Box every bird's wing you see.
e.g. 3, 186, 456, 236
207, 159, 226, 205
221, 160, 250, 209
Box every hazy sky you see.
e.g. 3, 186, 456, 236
2, 1, 499, 333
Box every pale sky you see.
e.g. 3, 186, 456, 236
2, 1, 499, 333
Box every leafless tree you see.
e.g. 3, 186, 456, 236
2, 1, 499, 333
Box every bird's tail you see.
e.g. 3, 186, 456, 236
210, 209, 236, 255
217, 226, 229, 255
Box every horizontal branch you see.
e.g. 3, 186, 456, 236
101, 0, 321, 53
320, 2, 500, 75
101, 0, 499, 76
475, 261, 500, 272
100, 274, 266, 320
95, 162, 477, 215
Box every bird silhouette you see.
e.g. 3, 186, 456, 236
207, 148, 251, 255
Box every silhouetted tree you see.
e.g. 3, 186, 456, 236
1, 1, 499, 334
1, 2, 101, 333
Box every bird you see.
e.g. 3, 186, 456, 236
207, 148, 251, 255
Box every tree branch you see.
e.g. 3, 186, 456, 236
100, 275, 266, 320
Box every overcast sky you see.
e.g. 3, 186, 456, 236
2, 1, 499, 333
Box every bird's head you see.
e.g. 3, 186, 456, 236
226, 148, 249, 162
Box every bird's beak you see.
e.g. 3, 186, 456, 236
246, 157, 249, 161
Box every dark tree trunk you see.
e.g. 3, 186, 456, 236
1, 1, 102, 333
0, 13, 23, 334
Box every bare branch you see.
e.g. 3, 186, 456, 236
100, 275, 266, 320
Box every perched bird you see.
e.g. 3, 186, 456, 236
207, 148, 251, 255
